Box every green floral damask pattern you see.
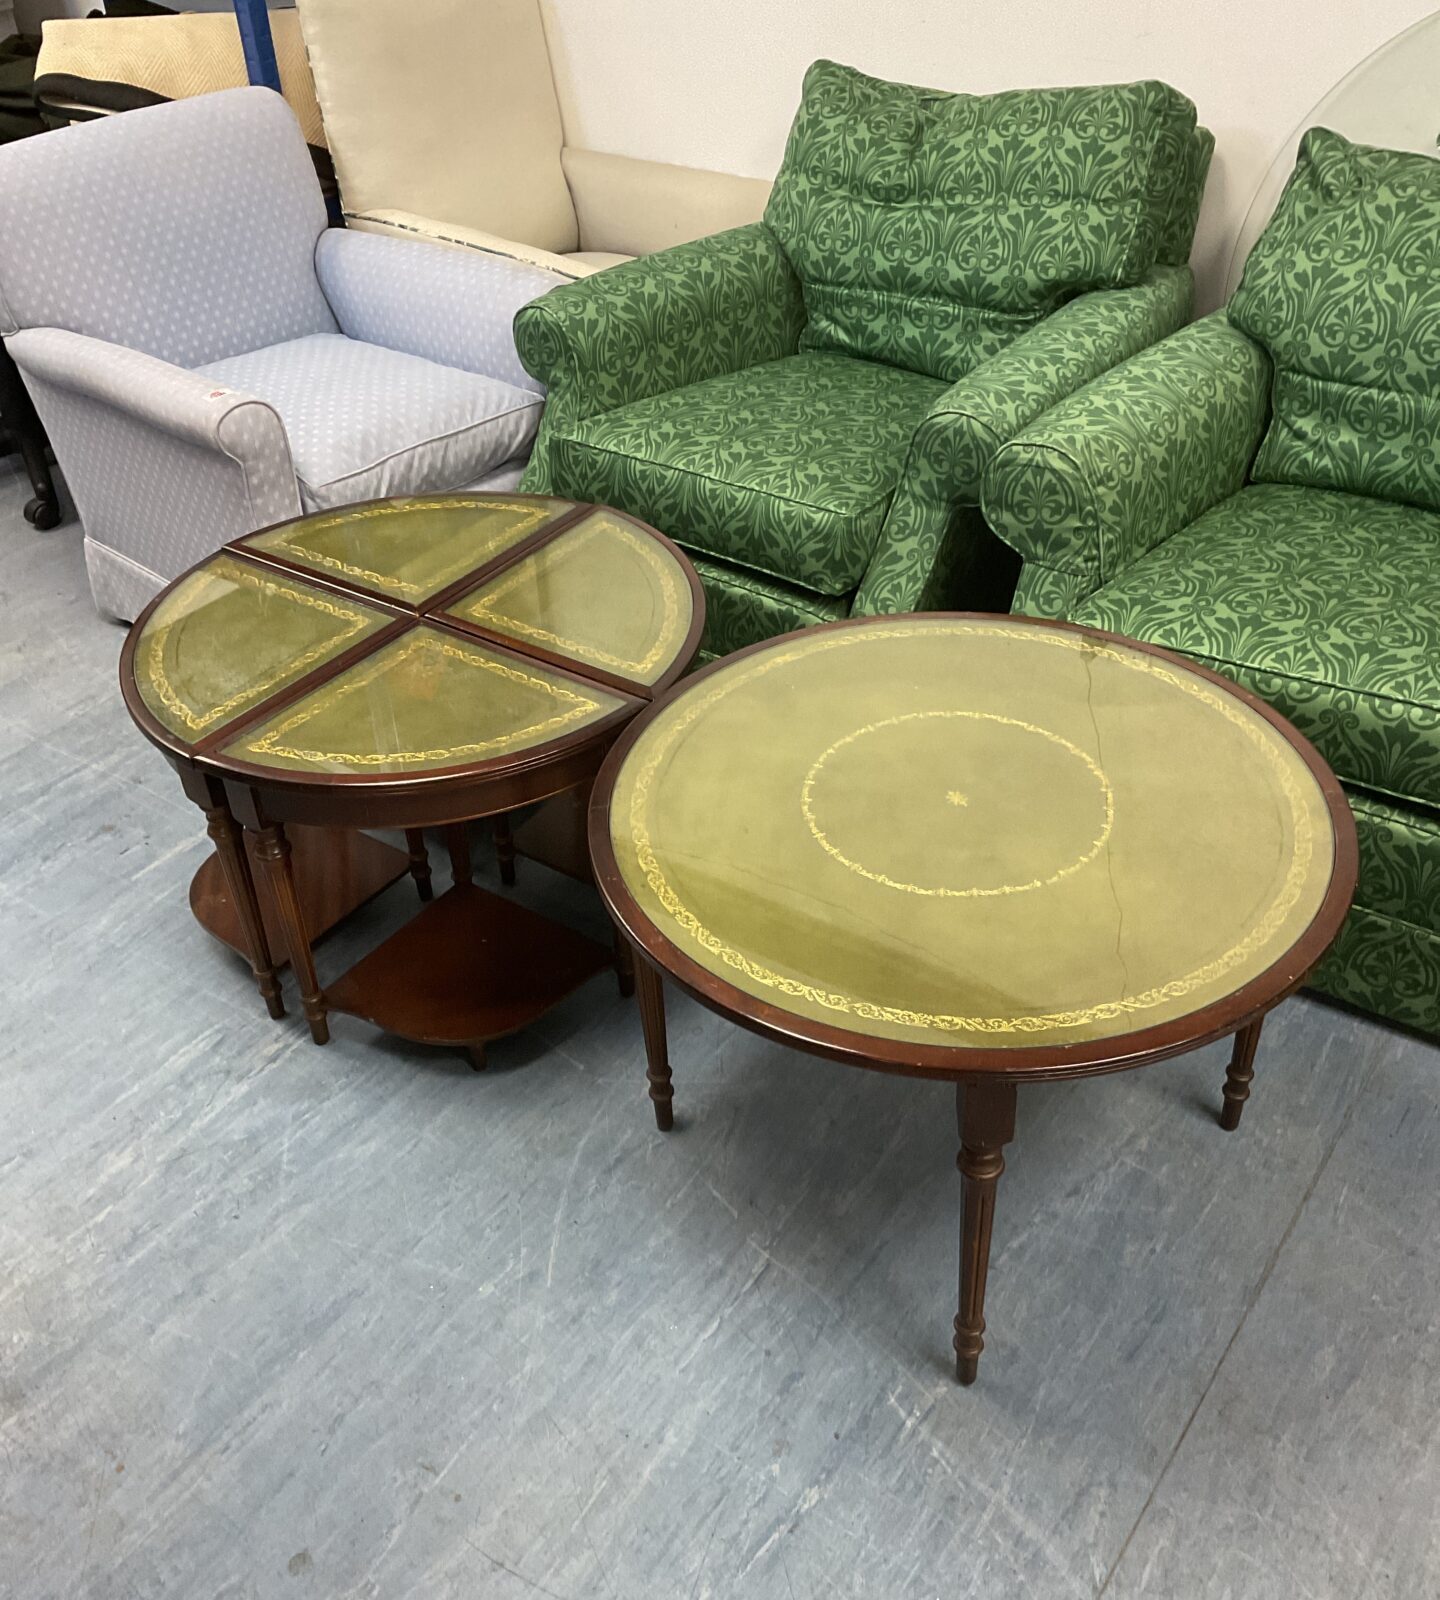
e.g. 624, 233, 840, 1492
858, 264, 1191, 616
982, 312, 1271, 616
553, 353, 947, 596
1070, 484, 1440, 809
763, 61, 1200, 382
1228, 128, 1440, 515
516, 223, 806, 493
690, 557, 847, 662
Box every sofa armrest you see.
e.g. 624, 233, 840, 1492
315, 226, 565, 395
981, 313, 1271, 617
854, 266, 1194, 616
562, 147, 772, 256
515, 222, 802, 418
9, 326, 292, 459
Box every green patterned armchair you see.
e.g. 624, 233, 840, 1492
515, 62, 1213, 660
983, 130, 1440, 1036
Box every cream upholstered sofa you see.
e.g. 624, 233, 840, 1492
295, 0, 773, 279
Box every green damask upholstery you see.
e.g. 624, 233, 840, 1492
982, 188, 1440, 1033
1071, 486, 1440, 811
1228, 129, 1440, 515
516, 67, 1210, 657
764, 62, 1201, 382
554, 353, 947, 596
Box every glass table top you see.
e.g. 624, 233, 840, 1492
221, 627, 629, 777
132, 553, 393, 746
236, 495, 574, 605
606, 618, 1343, 1053
444, 509, 694, 685
126, 495, 698, 782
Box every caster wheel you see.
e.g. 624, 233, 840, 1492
24, 496, 60, 530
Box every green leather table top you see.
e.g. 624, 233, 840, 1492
603, 616, 1347, 1054
126, 496, 700, 782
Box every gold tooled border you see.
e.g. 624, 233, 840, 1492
619, 621, 1326, 1038
140, 556, 377, 737
800, 708, 1115, 898
230, 631, 613, 769
453, 514, 686, 679
250, 497, 556, 599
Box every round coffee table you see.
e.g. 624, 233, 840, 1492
121, 492, 703, 1062
588, 614, 1357, 1383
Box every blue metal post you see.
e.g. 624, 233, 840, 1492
233, 0, 282, 93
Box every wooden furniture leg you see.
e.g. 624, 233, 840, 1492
252, 823, 329, 1044
953, 1079, 1017, 1385
404, 829, 433, 901
204, 800, 284, 1019
613, 929, 635, 999
634, 953, 673, 1131
445, 822, 473, 887
1220, 1017, 1263, 1132
494, 813, 517, 887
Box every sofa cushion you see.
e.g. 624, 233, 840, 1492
194, 333, 542, 510
1229, 128, 1440, 515
551, 352, 946, 597
763, 61, 1199, 383
1071, 483, 1440, 809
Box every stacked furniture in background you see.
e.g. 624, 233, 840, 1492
983, 129, 1440, 1036
34, 6, 327, 159
516, 62, 1214, 658
295, 0, 773, 279
0, 87, 564, 622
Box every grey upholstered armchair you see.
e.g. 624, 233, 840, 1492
0, 87, 565, 620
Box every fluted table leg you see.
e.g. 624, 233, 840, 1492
204, 799, 284, 1019
404, 828, 433, 902
252, 822, 328, 1045
953, 1079, 1017, 1385
494, 813, 517, 887
1220, 1017, 1264, 1132
634, 953, 673, 1131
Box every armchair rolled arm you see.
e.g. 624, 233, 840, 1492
514, 222, 804, 490
8, 326, 291, 459
981, 313, 1271, 616
314, 227, 564, 394
855, 266, 1195, 616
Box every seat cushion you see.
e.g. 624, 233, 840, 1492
195, 333, 542, 510
553, 352, 946, 597
763, 61, 1200, 382
1229, 129, 1440, 515
1071, 483, 1440, 809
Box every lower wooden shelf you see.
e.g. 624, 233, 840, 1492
322, 882, 611, 1053
190, 824, 409, 965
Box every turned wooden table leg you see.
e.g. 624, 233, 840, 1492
446, 823, 472, 888
494, 813, 517, 887
613, 929, 635, 999
404, 828, 433, 902
252, 823, 329, 1045
1220, 1017, 1263, 1132
204, 800, 284, 1019
954, 1079, 1017, 1386
634, 952, 673, 1131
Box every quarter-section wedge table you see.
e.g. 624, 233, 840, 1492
121, 493, 703, 1064
588, 614, 1357, 1382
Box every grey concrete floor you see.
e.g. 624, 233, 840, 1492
1, 459, 1437, 1600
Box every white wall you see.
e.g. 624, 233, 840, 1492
541, 0, 1440, 307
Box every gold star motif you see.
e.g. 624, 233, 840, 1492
946, 790, 968, 807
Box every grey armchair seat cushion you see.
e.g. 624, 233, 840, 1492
193, 334, 542, 511
0, 86, 566, 620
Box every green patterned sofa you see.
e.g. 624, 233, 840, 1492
983, 130, 1440, 1035
515, 61, 1213, 659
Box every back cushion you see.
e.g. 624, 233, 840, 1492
1229, 127, 1440, 513
763, 61, 1199, 383
0, 87, 335, 366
